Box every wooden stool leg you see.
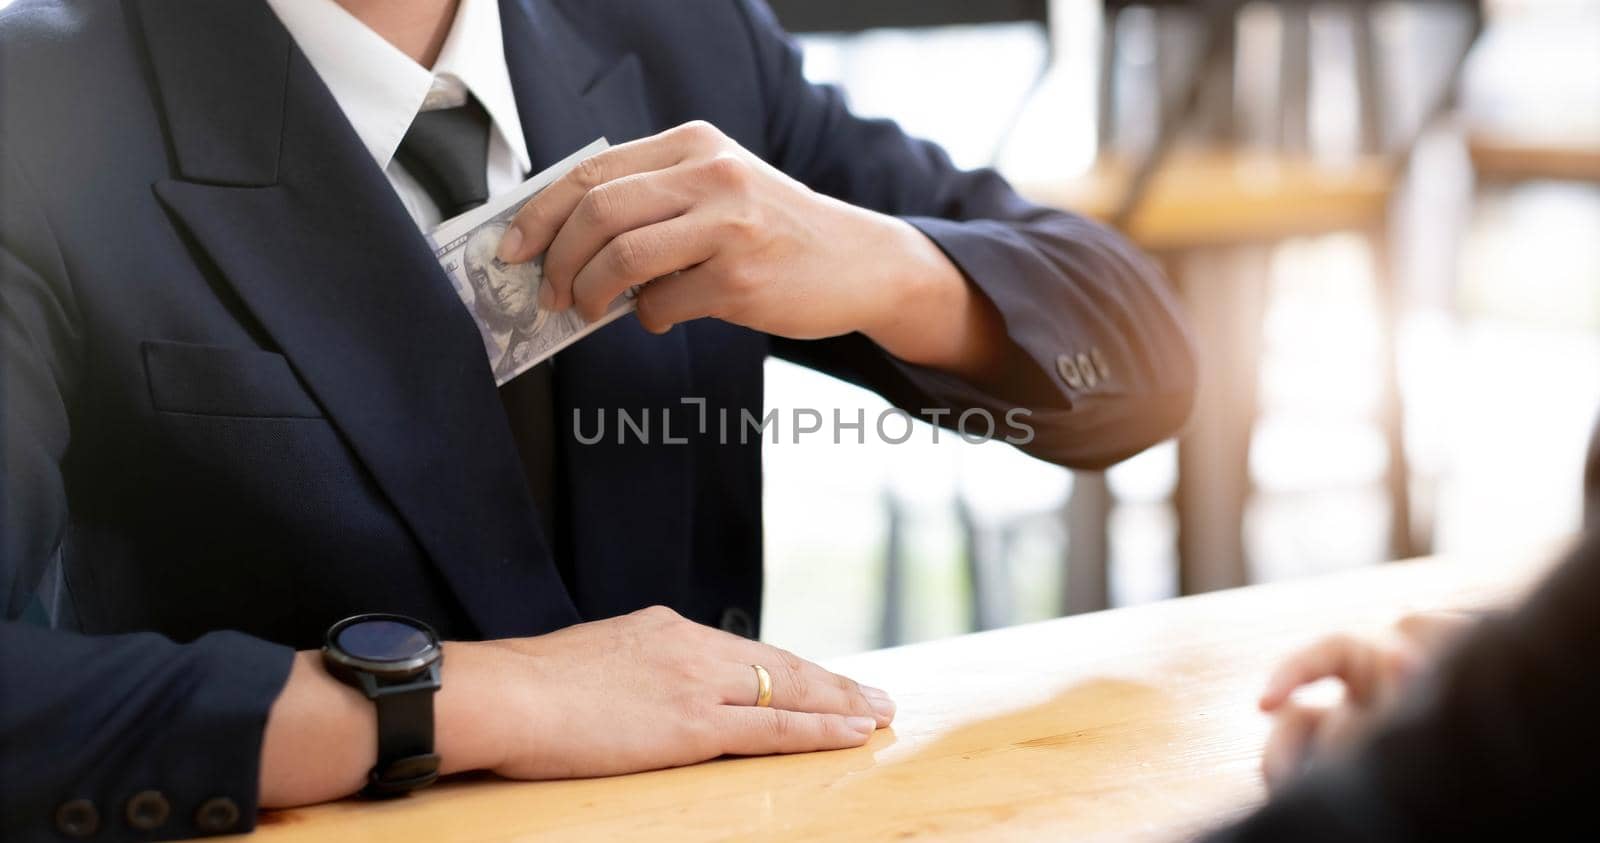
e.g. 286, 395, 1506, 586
962, 496, 1013, 632
1278, 3, 1311, 154
1175, 248, 1271, 594
1352, 0, 1386, 155
1064, 471, 1113, 614
878, 490, 906, 647
1098, 5, 1119, 151
1371, 224, 1419, 559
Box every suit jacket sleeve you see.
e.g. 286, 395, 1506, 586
1202, 532, 1600, 842
1, 138, 294, 840
732, 0, 1198, 470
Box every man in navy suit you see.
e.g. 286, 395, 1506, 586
0, 0, 1195, 838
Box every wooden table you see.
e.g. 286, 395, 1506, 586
242, 547, 1560, 842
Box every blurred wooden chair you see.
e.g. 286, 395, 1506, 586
768, 0, 1486, 640
1030, 152, 1413, 600
1025, 0, 1485, 607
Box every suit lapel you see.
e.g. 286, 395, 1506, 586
501, 0, 656, 170
136, 0, 580, 637
503, 0, 696, 616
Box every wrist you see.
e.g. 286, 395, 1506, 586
259, 650, 376, 807
858, 214, 1007, 383
260, 641, 510, 808
855, 214, 947, 342
433, 641, 512, 776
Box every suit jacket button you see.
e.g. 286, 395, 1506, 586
194, 797, 240, 834
1077, 352, 1099, 388
1056, 354, 1084, 389
125, 789, 170, 831
719, 607, 755, 639
1090, 347, 1111, 381
55, 799, 99, 837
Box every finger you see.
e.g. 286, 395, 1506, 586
1314, 700, 1372, 756
500, 122, 725, 264
568, 215, 719, 323
1396, 610, 1476, 651
634, 264, 722, 334
1258, 635, 1383, 711
1260, 703, 1324, 792
721, 645, 893, 728
1373, 639, 1427, 701
542, 168, 700, 312
714, 706, 876, 756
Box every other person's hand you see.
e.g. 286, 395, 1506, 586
495, 121, 1008, 382
1255, 611, 1476, 791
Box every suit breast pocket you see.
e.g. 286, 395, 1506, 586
142, 340, 324, 419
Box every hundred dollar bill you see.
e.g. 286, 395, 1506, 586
428, 138, 631, 386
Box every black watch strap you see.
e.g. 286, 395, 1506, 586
365, 672, 442, 797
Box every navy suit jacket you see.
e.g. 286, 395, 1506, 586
0, 0, 1195, 838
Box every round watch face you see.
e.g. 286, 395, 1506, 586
336, 619, 434, 663
325, 614, 442, 678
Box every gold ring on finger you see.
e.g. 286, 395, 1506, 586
751, 664, 773, 707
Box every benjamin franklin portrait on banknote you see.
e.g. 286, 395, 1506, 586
429, 140, 632, 386
461, 222, 550, 381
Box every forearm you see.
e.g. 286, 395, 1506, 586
0, 626, 291, 839
258, 643, 505, 808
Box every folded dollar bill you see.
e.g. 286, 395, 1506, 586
428, 138, 632, 386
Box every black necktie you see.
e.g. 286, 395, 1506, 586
397, 98, 559, 546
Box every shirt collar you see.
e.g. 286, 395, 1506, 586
264, 0, 532, 176
432, 0, 531, 174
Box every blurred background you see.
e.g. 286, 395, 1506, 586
757, 0, 1600, 657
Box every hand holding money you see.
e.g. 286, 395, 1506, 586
428, 139, 630, 385
491, 122, 1012, 386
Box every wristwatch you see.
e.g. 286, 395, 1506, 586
322, 613, 444, 797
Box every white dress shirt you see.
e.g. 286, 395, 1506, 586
264, 0, 533, 230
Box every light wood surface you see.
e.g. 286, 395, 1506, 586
1468, 132, 1600, 184
1020, 152, 1398, 252
240, 546, 1561, 842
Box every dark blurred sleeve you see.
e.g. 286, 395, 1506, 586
1202, 532, 1600, 842
1584, 413, 1598, 529
1, 138, 294, 841
731, 0, 1197, 470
